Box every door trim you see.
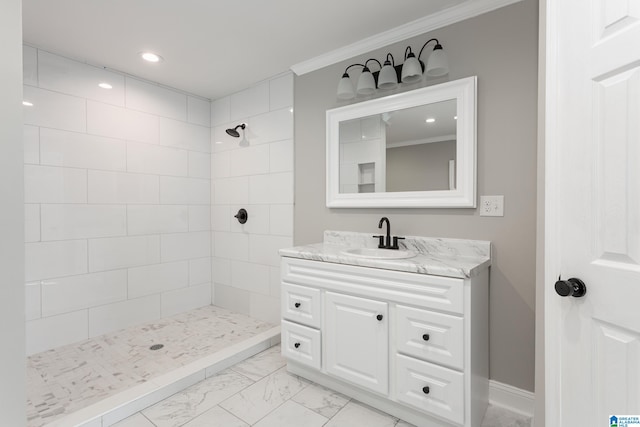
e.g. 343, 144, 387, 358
543, 0, 562, 425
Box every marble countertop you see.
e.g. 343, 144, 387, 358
279, 231, 491, 279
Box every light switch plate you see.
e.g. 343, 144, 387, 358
480, 195, 504, 217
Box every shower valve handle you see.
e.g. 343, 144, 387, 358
234, 208, 248, 224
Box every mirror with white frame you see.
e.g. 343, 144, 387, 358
326, 76, 476, 208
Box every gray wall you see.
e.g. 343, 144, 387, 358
294, 0, 538, 392
0, 0, 26, 424
386, 140, 456, 192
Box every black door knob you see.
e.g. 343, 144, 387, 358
294, 342, 300, 348
422, 334, 430, 341
422, 386, 430, 394
234, 208, 248, 224
376, 314, 383, 321
294, 302, 301, 308
555, 277, 587, 298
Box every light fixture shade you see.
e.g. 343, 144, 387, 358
426, 48, 449, 77
356, 69, 376, 96
401, 56, 422, 84
337, 74, 355, 100
378, 64, 398, 90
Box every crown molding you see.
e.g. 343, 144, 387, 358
290, 0, 524, 76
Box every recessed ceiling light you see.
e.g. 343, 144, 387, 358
454, 116, 458, 120
98, 82, 113, 89
22, 101, 33, 107
141, 52, 162, 63
289, 108, 294, 113
425, 118, 436, 123
215, 141, 223, 144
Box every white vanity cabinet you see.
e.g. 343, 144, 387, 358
280, 256, 489, 427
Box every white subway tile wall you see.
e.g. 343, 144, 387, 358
22, 48, 293, 354
23, 48, 213, 355
211, 72, 294, 324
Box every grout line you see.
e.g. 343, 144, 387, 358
141, 412, 156, 426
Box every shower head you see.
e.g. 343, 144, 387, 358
225, 123, 246, 138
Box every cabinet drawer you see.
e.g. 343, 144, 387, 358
395, 353, 464, 425
282, 257, 464, 315
396, 305, 464, 370
281, 320, 321, 370
282, 282, 321, 328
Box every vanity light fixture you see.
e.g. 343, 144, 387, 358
98, 82, 113, 89
336, 37, 449, 100
378, 54, 399, 90
140, 52, 162, 63
356, 59, 381, 96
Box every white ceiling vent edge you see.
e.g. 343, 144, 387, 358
290, 0, 524, 76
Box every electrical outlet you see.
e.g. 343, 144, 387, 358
480, 195, 504, 217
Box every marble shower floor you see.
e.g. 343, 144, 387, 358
27, 306, 276, 427
113, 345, 533, 427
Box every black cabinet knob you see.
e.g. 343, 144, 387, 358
555, 277, 587, 298
422, 334, 430, 341
294, 302, 301, 308
422, 386, 430, 394
376, 314, 383, 321
294, 342, 300, 348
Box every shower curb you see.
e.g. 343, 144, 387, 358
43, 326, 281, 427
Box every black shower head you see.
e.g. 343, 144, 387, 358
225, 123, 246, 138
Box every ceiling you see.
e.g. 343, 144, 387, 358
22, 0, 467, 100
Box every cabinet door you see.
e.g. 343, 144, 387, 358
325, 292, 388, 395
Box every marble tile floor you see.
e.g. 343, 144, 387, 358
114, 345, 533, 427
27, 306, 276, 427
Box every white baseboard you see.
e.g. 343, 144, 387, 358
489, 380, 535, 419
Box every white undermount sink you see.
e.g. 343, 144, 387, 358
340, 247, 416, 260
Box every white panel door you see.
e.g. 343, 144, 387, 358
325, 291, 388, 395
546, 0, 640, 425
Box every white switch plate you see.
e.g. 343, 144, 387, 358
480, 195, 504, 217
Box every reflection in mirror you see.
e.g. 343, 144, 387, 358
326, 76, 476, 208
339, 100, 457, 194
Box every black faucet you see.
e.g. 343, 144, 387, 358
373, 217, 405, 250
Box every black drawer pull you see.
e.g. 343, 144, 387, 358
294, 302, 301, 308
376, 314, 383, 321
422, 386, 430, 394
294, 342, 300, 348
422, 334, 430, 341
